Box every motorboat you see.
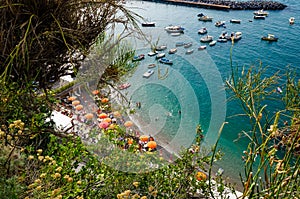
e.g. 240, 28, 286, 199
261, 34, 278, 42
185, 49, 194, 54
198, 27, 207, 34
156, 53, 166, 59
148, 51, 157, 56
230, 19, 241, 24
142, 22, 155, 27
254, 15, 266, 20
198, 45, 207, 50
148, 63, 156, 68
200, 35, 213, 43
217, 38, 227, 43
289, 17, 295, 25
215, 21, 226, 27
219, 31, 228, 39
184, 42, 193, 48
118, 82, 131, 90
168, 48, 177, 54
143, 69, 154, 78
175, 42, 185, 47
198, 16, 213, 22
159, 58, 173, 65
132, 54, 145, 62
155, 45, 167, 51
253, 9, 269, 16
230, 32, 242, 41
164, 25, 184, 33
209, 40, 217, 46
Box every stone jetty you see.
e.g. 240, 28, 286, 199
141, 0, 287, 10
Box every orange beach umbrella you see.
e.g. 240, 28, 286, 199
84, 113, 94, 120
68, 96, 77, 101
124, 121, 133, 127
98, 113, 108, 119
147, 141, 157, 149
75, 105, 83, 111
140, 135, 149, 142
72, 100, 80, 106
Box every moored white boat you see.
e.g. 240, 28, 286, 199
148, 51, 157, 56
156, 53, 166, 59
253, 9, 269, 16
148, 63, 156, 68
230, 19, 241, 24
168, 48, 177, 54
261, 34, 278, 42
198, 27, 207, 34
198, 16, 213, 22
198, 45, 207, 50
155, 45, 167, 51
143, 69, 154, 78
164, 25, 184, 33
184, 42, 193, 48
132, 54, 145, 62
209, 40, 217, 46
215, 21, 226, 27
185, 49, 194, 54
289, 17, 295, 25
200, 35, 213, 43
175, 42, 185, 47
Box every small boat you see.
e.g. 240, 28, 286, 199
184, 42, 193, 48
209, 40, 217, 46
164, 25, 184, 33
276, 87, 283, 94
230, 19, 241, 24
253, 9, 269, 16
170, 32, 182, 37
148, 51, 157, 56
175, 42, 185, 47
148, 63, 156, 68
200, 35, 213, 43
159, 58, 173, 65
198, 45, 207, 50
217, 38, 227, 43
132, 54, 145, 62
168, 48, 177, 54
219, 31, 228, 39
185, 49, 194, 54
198, 16, 213, 22
261, 34, 278, 42
289, 17, 295, 25
155, 45, 167, 51
118, 82, 131, 90
230, 32, 242, 41
143, 69, 154, 78
198, 27, 207, 34
156, 53, 166, 59
142, 22, 155, 27
215, 21, 226, 27
254, 15, 266, 20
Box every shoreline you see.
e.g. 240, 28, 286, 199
140, 0, 287, 10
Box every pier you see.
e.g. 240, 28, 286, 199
141, 0, 287, 10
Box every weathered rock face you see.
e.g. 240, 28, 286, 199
142, 0, 287, 10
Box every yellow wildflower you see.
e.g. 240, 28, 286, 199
52, 188, 61, 196
148, 185, 154, 192
56, 166, 62, 172
77, 180, 82, 185
141, 196, 147, 199
67, 177, 73, 182
28, 183, 35, 189
28, 155, 34, 160
35, 185, 42, 191
124, 190, 131, 196
34, 179, 41, 184
40, 173, 46, 178
133, 181, 139, 187
53, 173, 61, 179
38, 156, 44, 161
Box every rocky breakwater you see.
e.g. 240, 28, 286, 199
200, 0, 287, 10
142, 0, 287, 10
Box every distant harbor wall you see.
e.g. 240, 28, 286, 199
141, 0, 287, 10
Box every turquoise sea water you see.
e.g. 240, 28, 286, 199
122, 0, 300, 184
